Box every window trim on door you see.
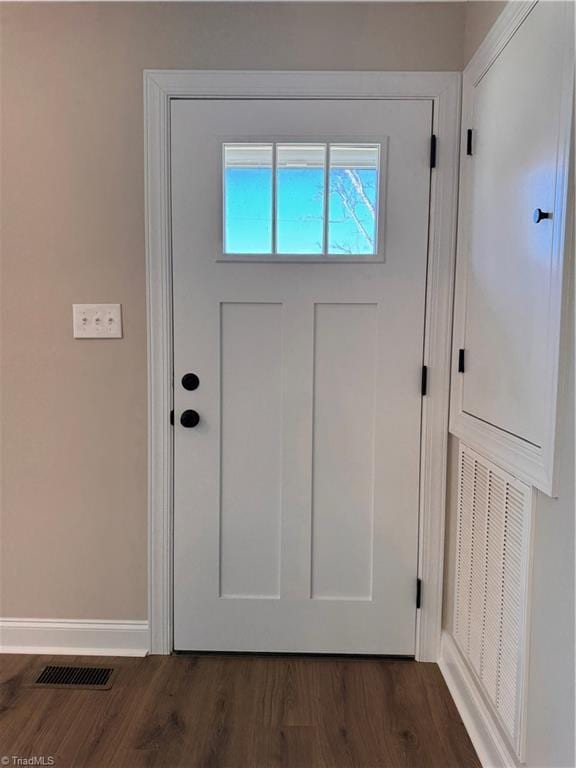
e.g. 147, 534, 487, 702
144, 70, 461, 660
219, 138, 387, 261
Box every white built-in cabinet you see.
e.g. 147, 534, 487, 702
450, 0, 574, 495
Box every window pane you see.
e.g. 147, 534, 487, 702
224, 144, 273, 254
328, 144, 380, 256
276, 144, 326, 255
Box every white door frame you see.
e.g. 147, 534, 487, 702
144, 70, 461, 660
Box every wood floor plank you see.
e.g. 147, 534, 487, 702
280, 660, 316, 727
0, 653, 480, 768
70, 656, 159, 768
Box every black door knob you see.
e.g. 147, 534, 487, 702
533, 208, 551, 223
182, 373, 200, 391
180, 410, 200, 428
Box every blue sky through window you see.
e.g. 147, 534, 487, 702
224, 143, 379, 256
328, 167, 378, 255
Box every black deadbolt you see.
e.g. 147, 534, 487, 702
180, 409, 200, 428
533, 208, 551, 224
182, 373, 200, 391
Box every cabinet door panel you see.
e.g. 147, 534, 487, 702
451, 0, 574, 492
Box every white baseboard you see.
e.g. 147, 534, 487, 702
0, 618, 149, 657
439, 632, 518, 768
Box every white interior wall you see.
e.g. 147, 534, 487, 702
442, 6, 575, 765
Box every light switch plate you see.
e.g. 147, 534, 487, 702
73, 304, 123, 339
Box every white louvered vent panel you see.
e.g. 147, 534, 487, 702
469, 462, 488, 676
454, 450, 475, 653
481, 472, 506, 704
454, 444, 533, 761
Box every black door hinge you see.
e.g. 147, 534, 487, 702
430, 134, 437, 169
466, 129, 473, 156
416, 578, 422, 609
170, 409, 174, 426
458, 349, 465, 373
421, 365, 428, 396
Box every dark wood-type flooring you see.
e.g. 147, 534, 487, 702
0, 654, 480, 768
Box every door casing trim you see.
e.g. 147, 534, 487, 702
144, 70, 461, 659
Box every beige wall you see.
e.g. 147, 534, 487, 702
0, 2, 467, 620
463, 0, 506, 63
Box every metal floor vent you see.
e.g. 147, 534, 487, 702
33, 665, 114, 690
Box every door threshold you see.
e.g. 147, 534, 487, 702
172, 650, 415, 660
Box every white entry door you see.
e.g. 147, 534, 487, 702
171, 97, 432, 654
